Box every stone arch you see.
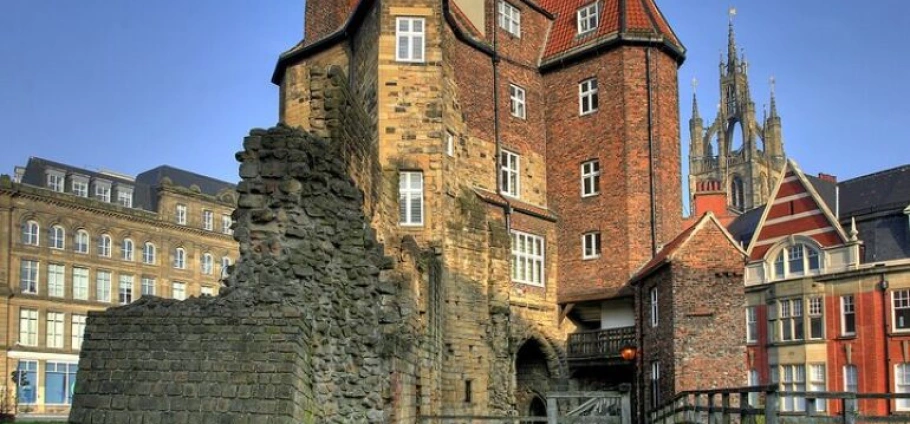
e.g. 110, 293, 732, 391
727, 119, 745, 153
730, 175, 745, 210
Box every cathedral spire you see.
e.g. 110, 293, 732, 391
726, 7, 738, 73
692, 78, 701, 121
769, 76, 779, 118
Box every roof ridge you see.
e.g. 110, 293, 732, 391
839, 163, 910, 185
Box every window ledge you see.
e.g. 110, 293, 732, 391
836, 334, 857, 340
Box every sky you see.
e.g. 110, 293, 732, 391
2, 1, 909, 197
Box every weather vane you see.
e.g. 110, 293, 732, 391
770, 76, 776, 96
692, 77, 698, 93
729, 6, 737, 24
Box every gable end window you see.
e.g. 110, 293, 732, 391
396, 17, 425, 63
509, 84, 526, 119
579, 78, 599, 115
577, 3, 599, 35
772, 243, 822, 280
498, 1, 521, 37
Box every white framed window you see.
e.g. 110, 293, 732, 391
20, 260, 39, 294
117, 186, 133, 208
96, 270, 112, 303
72, 314, 86, 350
844, 364, 858, 392
174, 248, 186, 269
16, 360, 38, 405
203, 210, 214, 231
141, 277, 156, 297
841, 295, 856, 336
118, 275, 134, 305
46, 171, 65, 192
202, 253, 214, 275
780, 364, 806, 412
500, 150, 520, 198
779, 299, 804, 341
221, 257, 233, 278
75, 230, 89, 254
498, 1, 521, 36
143, 242, 156, 265
582, 232, 601, 259
201, 286, 215, 297
50, 225, 65, 249
808, 297, 823, 339
577, 2, 599, 35
650, 361, 660, 408
581, 159, 600, 197
22, 220, 39, 246
73, 267, 89, 301
747, 369, 760, 406
72, 177, 89, 197
509, 84, 526, 119
46, 312, 64, 348
510, 230, 545, 286
396, 17, 425, 63
121, 238, 134, 261
895, 290, 910, 332
809, 364, 826, 412
95, 181, 111, 202
650, 287, 659, 327
446, 130, 455, 157
47, 263, 65, 298
579, 78, 599, 115
19, 308, 38, 346
98, 234, 112, 257
897, 363, 910, 411
746, 306, 758, 343
773, 243, 822, 280
398, 172, 424, 226
222, 215, 233, 235
176, 204, 187, 225
173, 282, 187, 300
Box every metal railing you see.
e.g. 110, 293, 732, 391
567, 327, 636, 360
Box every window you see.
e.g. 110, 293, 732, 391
201, 286, 215, 297
22, 220, 39, 245
118, 275, 134, 304
143, 242, 156, 264
841, 295, 856, 336
509, 84, 526, 119
773, 243, 822, 279
650, 361, 660, 408
897, 363, 910, 411
47, 263, 65, 298
202, 253, 214, 275
511, 230, 545, 286
20, 260, 39, 294
174, 248, 186, 269
581, 160, 600, 196
500, 150, 520, 197
895, 290, 910, 331
50, 225, 65, 249
117, 186, 133, 208
446, 131, 455, 157
96, 270, 112, 303
396, 17, 425, 62
16, 361, 37, 405
577, 3, 599, 34
779, 299, 804, 341
72, 314, 86, 350
173, 282, 187, 300
95, 181, 111, 202
75, 230, 89, 254
19, 308, 38, 346
47, 172, 65, 192
141, 277, 156, 297
582, 232, 601, 259
222, 215, 233, 235
121, 238, 134, 261
73, 267, 89, 300
221, 257, 233, 278
809, 364, 826, 412
72, 177, 89, 197
844, 365, 858, 392
780, 364, 806, 412
45, 362, 77, 405
203, 210, 214, 231
498, 1, 521, 36
579, 78, 599, 115
176, 204, 187, 225
47, 312, 64, 348
748, 369, 760, 406
98, 234, 112, 257
398, 172, 424, 226
746, 306, 758, 343
650, 287, 659, 327
809, 297, 824, 339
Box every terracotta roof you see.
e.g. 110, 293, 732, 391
473, 188, 559, 221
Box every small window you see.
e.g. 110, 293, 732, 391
779, 299, 804, 341
746, 306, 758, 343
581, 160, 600, 197
809, 364, 826, 412
50, 225, 65, 250
46, 312, 64, 348
498, 1, 521, 37
808, 297, 823, 339
650, 287, 659, 327
509, 84, 526, 119
121, 238, 134, 261
399, 172, 424, 226
143, 242, 157, 265
141, 277, 156, 297
173, 282, 187, 300
20, 260, 39, 294
47, 263, 65, 298
22, 221, 39, 246
72, 314, 86, 350
582, 232, 601, 259
772, 243, 823, 280
94, 181, 112, 202
96, 271, 112, 303
579, 78, 599, 115
119, 275, 134, 305
98, 234, 112, 257
650, 361, 660, 408
201, 286, 215, 297
844, 365, 858, 392
73, 267, 89, 300
72, 178, 89, 197
511, 230, 545, 286
841, 295, 856, 336
117, 186, 133, 208
893, 290, 910, 331
747, 369, 760, 406
222, 215, 233, 235
396, 17, 425, 63
176, 204, 187, 225
446, 131, 455, 157
500, 150, 520, 198
75, 230, 90, 254
46, 172, 65, 192
174, 248, 186, 269
577, 3, 599, 35
464, 379, 473, 403
203, 210, 214, 231
221, 257, 233, 278
202, 253, 214, 275
19, 309, 38, 346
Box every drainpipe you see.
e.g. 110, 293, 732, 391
490, 4, 511, 234
881, 275, 892, 415
646, 47, 657, 255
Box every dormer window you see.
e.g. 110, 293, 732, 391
577, 3, 599, 35
773, 242, 822, 280
46, 170, 65, 193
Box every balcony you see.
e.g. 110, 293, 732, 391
567, 326, 636, 365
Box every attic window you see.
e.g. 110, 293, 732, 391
772, 243, 822, 280
577, 3, 599, 35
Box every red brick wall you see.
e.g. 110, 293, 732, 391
303, 0, 351, 45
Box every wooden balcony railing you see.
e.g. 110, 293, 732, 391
567, 326, 636, 361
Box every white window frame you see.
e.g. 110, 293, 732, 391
143, 242, 156, 265
72, 314, 86, 350
173, 282, 187, 300
71, 177, 89, 197
202, 253, 214, 275
201, 286, 215, 297
174, 248, 186, 269
203, 210, 214, 231
221, 257, 233, 279
73, 267, 89, 301
780, 364, 806, 412
47, 263, 65, 298
650, 361, 660, 408
46, 312, 65, 349
500, 150, 520, 198
650, 287, 659, 327
96, 271, 112, 303
75, 230, 89, 254
772, 243, 822, 280
222, 215, 233, 235
396, 17, 426, 63
808, 297, 824, 340
746, 306, 758, 343
446, 130, 455, 157
897, 363, 910, 411
94, 181, 111, 202
22, 220, 39, 246
779, 298, 804, 341
118, 275, 134, 305
844, 364, 858, 392
509, 84, 526, 119
498, 1, 521, 37
20, 260, 39, 294
398, 171, 424, 226
748, 369, 760, 406
176, 204, 187, 225
582, 232, 601, 260
841, 295, 856, 336
579, 78, 598, 115
121, 238, 134, 261
141, 277, 156, 297
46, 171, 65, 192
577, 2, 599, 35
19, 308, 38, 346
510, 230, 545, 287
50, 225, 65, 250
894, 290, 910, 332
98, 234, 112, 258
809, 364, 826, 412
581, 159, 600, 197
117, 185, 133, 208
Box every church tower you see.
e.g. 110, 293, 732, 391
688, 12, 785, 214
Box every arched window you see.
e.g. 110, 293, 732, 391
49, 225, 65, 249
731, 176, 745, 211
201, 253, 213, 275
143, 243, 156, 265
98, 234, 112, 257
221, 257, 233, 278
773, 243, 822, 280
22, 221, 40, 246
75, 230, 90, 254
174, 248, 186, 269
121, 239, 134, 261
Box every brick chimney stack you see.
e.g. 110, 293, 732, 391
692, 180, 728, 218
818, 173, 837, 183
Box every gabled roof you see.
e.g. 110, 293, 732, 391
746, 160, 849, 261
838, 164, 910, 218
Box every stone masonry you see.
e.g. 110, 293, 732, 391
68, 125, 409, 423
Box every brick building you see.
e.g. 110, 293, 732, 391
0, 157, 237, 415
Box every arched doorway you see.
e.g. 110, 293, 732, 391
515, 339, 552, 420
527, 395, 547, 420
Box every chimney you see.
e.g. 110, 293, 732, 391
692, 180, 729, 218
818, 173, 837, 183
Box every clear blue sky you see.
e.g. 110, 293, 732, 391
2, 1, 908, 194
